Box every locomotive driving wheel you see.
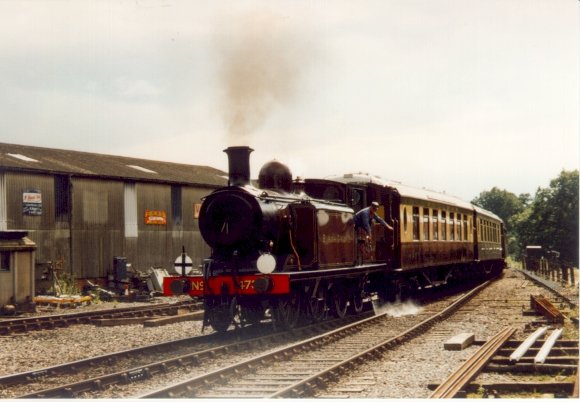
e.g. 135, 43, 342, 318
272, 293, 301, 330
308, 286, 328, 322
348, 277, 366, 314
331, 285, 349, 318
205, 298, 238, 333
240, 303, 265, 325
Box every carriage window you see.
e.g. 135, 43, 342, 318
441, 211, 447, 240
412, 207, 419, 240
457, 214, 462, 240
463, 215, 468, 241
432, 210, 439, 240
403, 208, 408, 233
423, 208, 430, 240
449, 213, 455, 241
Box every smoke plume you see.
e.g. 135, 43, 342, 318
213, 10, 314, 144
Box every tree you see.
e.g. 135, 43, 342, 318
472, 187, 525, 256
473, 171, 578, 266
512, 170, 579, 266
472, 187, 525, 230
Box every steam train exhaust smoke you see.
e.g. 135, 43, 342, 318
372, 298, 423, 317
213, 10, 316, 145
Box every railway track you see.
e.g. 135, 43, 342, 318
429, 268, 579, 399
3, 311, 373, 398
5, 268, 576, 398
0, 300, 199, 336
519, 268, 578, 308
303, 267, 578, 399
138, 279, 493, 398
432, 333, 579, 398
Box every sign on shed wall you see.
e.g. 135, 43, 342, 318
23, 189, 42, 215
145, 210, 167, 225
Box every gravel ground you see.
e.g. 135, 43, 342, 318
315, 268, 579, 399
0, 295, 208, 378
0, 268, 577, 398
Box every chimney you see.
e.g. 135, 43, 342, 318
224, 146, 254, 186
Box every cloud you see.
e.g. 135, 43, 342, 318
114, 77, 163, 99
0, 0, 576, 202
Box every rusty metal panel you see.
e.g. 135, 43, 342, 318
71, 178, 124, 278
72, 229, 124, 278
136, 182, 171, 230
1, 172, 66, 269
72, 178, 124, 230
4, 172, 55, 230
132, 230, 173, 269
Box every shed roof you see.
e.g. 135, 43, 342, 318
0, 142, 227, 188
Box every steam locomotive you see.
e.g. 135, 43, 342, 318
164, 146, 505, 332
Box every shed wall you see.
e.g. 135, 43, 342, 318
3, 172, 69, 270
1, 171, 215, 282
71, 178, 124, 278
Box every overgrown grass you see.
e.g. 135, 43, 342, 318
50, 272, 80, 296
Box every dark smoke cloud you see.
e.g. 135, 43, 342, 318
213, 10, 316, 145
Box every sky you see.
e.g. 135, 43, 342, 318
0, 0, 578, 201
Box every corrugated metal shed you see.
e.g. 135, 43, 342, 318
0, 142, 227, 187
0, 142, 228, 287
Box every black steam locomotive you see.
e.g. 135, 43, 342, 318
164, 146, 505, 332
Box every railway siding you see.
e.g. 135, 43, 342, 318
313, 268, 578, 399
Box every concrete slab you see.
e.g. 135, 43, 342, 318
444, 332, 475, 351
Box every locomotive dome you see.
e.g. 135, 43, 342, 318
258, 160, 292, 192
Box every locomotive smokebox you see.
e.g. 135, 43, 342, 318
224, 146, 254, 186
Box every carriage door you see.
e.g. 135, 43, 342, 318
382, 189, 399, 267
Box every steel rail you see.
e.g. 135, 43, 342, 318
429, 326, 516, 399
0, 300, 198, 335
530, 294, 565, 323
139, 279, 493, 399
267, 279, 493, 399
519, 269, 577, 308
15, 314, 369, 398
0, 328, 223, 388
